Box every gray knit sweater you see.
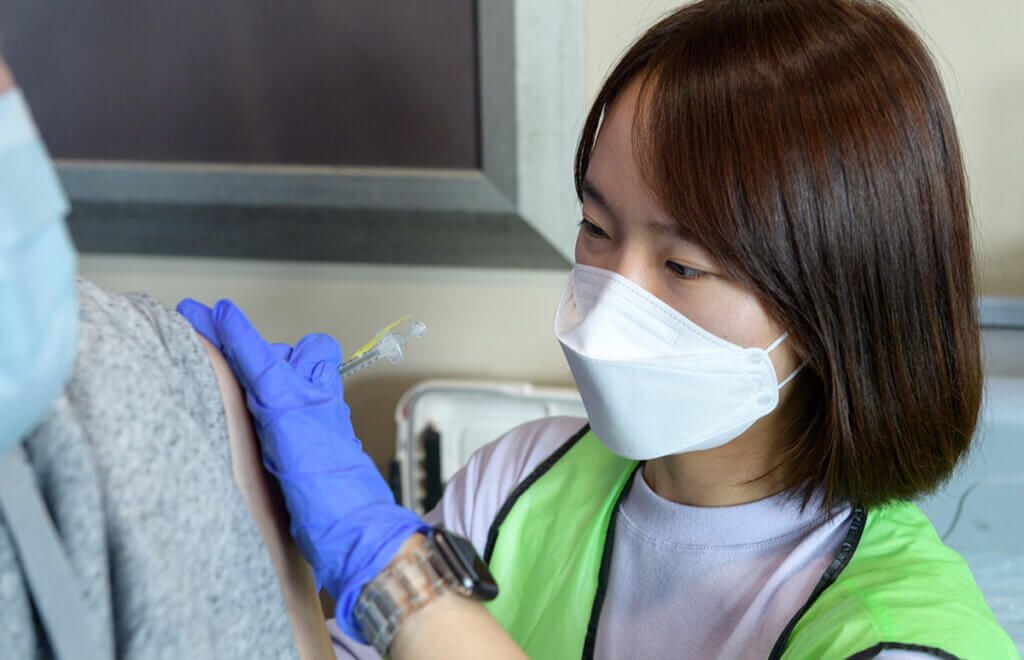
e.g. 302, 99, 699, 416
0, 279, 299, 659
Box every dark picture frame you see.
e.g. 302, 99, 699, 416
4, 0, 582, 267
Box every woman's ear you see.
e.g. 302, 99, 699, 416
0, 57, 15, 94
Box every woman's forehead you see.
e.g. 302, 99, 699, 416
590, 78, 644, 167
586, 78, 679, 228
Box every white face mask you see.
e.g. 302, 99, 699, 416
554, 264, 801, 460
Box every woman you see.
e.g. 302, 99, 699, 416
183, 0, 1017, 657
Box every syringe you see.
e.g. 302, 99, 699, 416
339, 321, 427, 379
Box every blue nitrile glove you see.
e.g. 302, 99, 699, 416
176, 298, 430, 642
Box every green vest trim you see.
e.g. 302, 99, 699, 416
484, 427, 1016, 660
774, 501, 1017, 659
483, 425, 639, 659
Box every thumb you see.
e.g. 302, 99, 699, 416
211, 299, 283, 391
290, 333, 344, 388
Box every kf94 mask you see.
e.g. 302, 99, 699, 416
554, 264, 801, 460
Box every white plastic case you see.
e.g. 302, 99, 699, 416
392, 379, 584, 514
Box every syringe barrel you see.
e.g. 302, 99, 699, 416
338, 350, 381, 379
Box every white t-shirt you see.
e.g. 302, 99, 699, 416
329, 417, 937, 659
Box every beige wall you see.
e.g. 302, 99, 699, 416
898, 0, 1024, 294
81, 0, 1024, 468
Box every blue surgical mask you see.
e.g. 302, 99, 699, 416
0, 89, 78, 452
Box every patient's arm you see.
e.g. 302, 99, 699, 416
199, 336, 334, 660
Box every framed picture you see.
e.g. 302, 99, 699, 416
1, 0, 582, 267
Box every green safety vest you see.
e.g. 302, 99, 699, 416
483, 426, 1017, 659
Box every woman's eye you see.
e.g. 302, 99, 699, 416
666, 261, 704, 280
579, 219, 609, 239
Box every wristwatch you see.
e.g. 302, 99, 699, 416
353, 527, 499, 655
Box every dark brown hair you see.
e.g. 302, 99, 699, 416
576, 0, 982, 510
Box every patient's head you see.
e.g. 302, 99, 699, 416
0, 48, 79, 449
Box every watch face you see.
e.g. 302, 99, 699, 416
467, 551, 500, 600
435, 527, 499, 601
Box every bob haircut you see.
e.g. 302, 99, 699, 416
576, 0, 982, 511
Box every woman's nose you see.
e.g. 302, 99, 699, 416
603, 251, 656, 293
575, 231, 658, 293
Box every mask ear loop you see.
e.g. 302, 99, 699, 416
765, 333, 789, 353
777, 363, 805, 389
764, 332, 806, 389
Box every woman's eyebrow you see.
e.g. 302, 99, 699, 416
584, 176, 692, 241
649, 219, 692, 242
581, 177, 612, 212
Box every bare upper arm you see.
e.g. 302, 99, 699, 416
199, 336, 267, 498
198, 335, 335, 660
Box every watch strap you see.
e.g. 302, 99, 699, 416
354, 535, 464, 655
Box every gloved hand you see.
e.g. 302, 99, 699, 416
177, 298, 430, 642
